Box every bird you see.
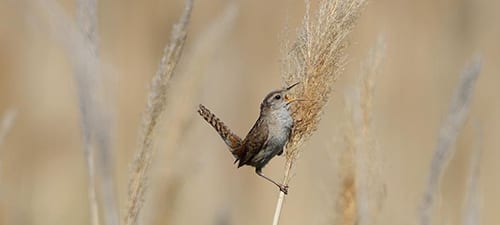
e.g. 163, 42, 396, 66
197, 82, 301, 194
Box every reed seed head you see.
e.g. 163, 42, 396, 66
282, 0, 367, 158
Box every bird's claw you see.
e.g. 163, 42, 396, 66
280, 185, 289, 195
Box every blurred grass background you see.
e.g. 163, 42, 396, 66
0, 0, 499, 225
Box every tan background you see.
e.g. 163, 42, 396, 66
0, 0, 498, 225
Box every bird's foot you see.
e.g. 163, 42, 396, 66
279, 185, 289, 195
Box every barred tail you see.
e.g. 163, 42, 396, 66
197, 104, 243, 152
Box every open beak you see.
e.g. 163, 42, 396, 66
286, 82, 300, 91
284, 95, 306, 105
284, 83, 305, 105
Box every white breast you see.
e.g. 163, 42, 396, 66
250, 107, 293, 168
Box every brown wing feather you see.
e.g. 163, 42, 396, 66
238, 117, 268, 167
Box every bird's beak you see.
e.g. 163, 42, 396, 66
284, 83, 304, 105
286, 82, 300, 91
284, 95, 305, 105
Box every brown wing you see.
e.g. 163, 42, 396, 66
238, 117, 268, 167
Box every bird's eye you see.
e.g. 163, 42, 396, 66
274, 95, 281, 100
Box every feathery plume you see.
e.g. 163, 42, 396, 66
273, 0, 368, 224
124, 1, 193, 225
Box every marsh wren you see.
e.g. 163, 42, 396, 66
198, 83, 300, 194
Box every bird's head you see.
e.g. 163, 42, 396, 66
261, 82, 302, 112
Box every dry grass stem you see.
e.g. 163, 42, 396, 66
336, 36, 386, 225
419, 57, 482, 225
0, 109, 16, 211
160, 2, 237, 156
335, 175, 356, 225
0, 109, 16, 150
274, 0, 367, 224
124, 1, 193, 225
42, 0, 101, 223
342, 36, 386, 225
75, 1, 119, 225
36, 0, 120, 224
463, 124, 483, 225
147, 5, 237, 225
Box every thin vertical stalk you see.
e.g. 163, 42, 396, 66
419, 57, 482, 225
124, 1, 193, 225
